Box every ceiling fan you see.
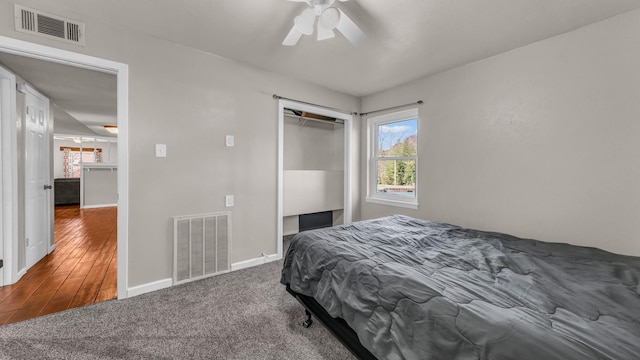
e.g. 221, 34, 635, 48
282, 0, 366, 47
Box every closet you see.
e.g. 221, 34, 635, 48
282, 108, 345, 236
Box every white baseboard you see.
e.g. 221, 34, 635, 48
16, 267, 26, 281
123, 255, 281, 299
81, 203, 117, 209
5, 267, 28, 286
231, 253, 281, 271
127, 278, 173, 298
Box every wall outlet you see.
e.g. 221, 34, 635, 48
155, 144, 167, 157
225, 135, 234, 147
225, 195, 234, 207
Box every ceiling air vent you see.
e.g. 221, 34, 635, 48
14, 5, 85, 46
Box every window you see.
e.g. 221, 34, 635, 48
57, 136, 116, 178
61, 146, 101, 178
367, 108, 418, 209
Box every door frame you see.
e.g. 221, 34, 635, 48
276, 99, 353, 260
0, 35, 130, 299
0, 64, 18, 287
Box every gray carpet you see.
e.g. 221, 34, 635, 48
0, 260, 355, 360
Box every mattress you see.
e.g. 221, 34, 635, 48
281, 215, 640, 360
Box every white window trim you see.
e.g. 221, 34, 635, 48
366, 108, 419, 209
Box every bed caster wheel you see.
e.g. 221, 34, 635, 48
302, 318, 313, 328
302, 310, 313, 328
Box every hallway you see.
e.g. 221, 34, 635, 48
0, 206, 117, 325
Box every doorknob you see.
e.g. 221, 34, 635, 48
44, 185, 52, 190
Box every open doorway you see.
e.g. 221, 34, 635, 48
0, 37, 128, 325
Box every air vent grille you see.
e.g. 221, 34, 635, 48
37, 14, 65, 38
14, 5, 85, 46
173, 212, 231, 285
67, 23, 80, 42
20, 9, 35, 32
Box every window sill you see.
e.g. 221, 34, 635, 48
365, 196, 418, 210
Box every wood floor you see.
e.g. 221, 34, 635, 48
0, 205, 117, 325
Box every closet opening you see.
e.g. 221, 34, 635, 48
277, 101, 352, 258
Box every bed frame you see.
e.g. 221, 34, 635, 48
286, 285, 377, 360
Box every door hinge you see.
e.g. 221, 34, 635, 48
26, 238, 29, 246
16, 83, 26, 94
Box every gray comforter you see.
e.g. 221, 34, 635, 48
281, 215, 640, 360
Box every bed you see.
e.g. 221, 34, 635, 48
281, 215, 640, 360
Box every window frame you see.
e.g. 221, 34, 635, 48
69, 150, 98, 178
366, 108, 419, 209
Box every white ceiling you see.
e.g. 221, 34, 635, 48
0, 51, 117, 137
2, 0, 640, 135
58, 0, 640, 96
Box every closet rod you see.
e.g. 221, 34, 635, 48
283, 113, 345, 124
273, 94, 358, 115
359, 100, 424, 116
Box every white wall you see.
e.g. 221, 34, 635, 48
0, 0, 360, 287
361, 9, 640, 256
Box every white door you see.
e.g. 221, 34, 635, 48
24, 85, 51, 268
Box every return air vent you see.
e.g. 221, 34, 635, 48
14, 5, 85, 46
173, 212, 231, 285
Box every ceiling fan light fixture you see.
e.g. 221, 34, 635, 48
317, 23, 335, 40
294, 8, 316, 35
319, 7, 340, 30
104, 125, 118, 134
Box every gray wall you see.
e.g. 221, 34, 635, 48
0, 0, 360, 287
4, 0, 637, 290
283, 118, 344, 171
82, 166, 117, 207
360, 9, 640, 256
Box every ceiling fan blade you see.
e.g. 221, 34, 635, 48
317, 22, 335, 41
336, 9, 365, 46
282, 26, 303, 46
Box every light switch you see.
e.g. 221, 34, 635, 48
155, 144, 167, 158
225, 195, 234, 207
225, 135, 234, 147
